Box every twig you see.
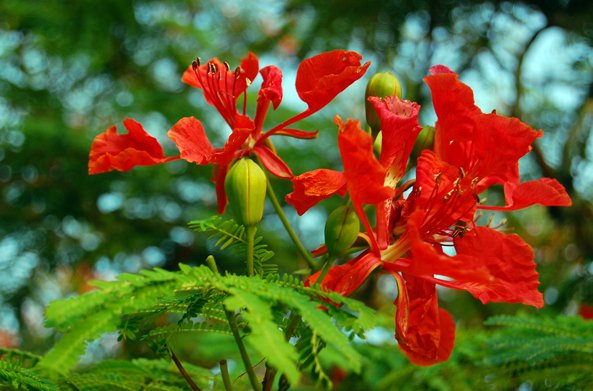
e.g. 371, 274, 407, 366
225, 308, 262, 391
171, 349, 201, 391
220, 360, 233, 391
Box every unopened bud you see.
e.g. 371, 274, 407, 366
325, 205, 360, 257
365, 71, 402, 136
410, 125, 435, 162
224, 158, 267, 227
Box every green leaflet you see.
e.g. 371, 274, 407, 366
188, 216, 277, 276
484, 314, 593, 389
68, 358, 218, 391
0, 360, 59, 391
225, 290, 301, 385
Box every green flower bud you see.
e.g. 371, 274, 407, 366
365, 71, 402, 136
225, 158, 267, 227
325, 205, 360, 257
410, 125, 435, 162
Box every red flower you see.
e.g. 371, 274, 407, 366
89, 50, 369, 212
296, 66, 571, 365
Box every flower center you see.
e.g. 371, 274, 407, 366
191, 58, 249, 128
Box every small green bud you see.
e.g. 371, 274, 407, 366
325, 205, 360, 257
410, 125, 435, 162
225, 158, 267, 227
365, 71, 403, 136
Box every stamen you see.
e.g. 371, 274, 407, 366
459, 167, 466, 179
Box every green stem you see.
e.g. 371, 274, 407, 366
225, 308, 262, 391
220, 360, 233, 391
246, 225, 257, 277
265, 179, 319, 271
314, 255, 333, 288
171, 349, 201, 391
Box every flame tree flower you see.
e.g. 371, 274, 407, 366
89, 50, 370, 212
288, 66, 572, 365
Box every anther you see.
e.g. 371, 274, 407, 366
444, 188, 455, 201
223, 61, 230, 71
235, 67, 242, 79
459, 167, 466, 179
192, 60, 199, 71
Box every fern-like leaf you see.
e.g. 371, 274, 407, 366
484, 314, 593, 389
188, 216, 277, 276
0, 360, 59, 391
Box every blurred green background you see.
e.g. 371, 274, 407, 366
1, 0, 592, 388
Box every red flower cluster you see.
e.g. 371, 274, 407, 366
287, 65, 571, 365
89, 50, 369, 212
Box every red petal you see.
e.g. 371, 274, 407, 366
167, 117, 214, 164
413, 150, 477, 224
401, 212, 544, 308
370, 96, 422, 185
89, 118, 176, 174
424, 69, 543, 187
258, 65, 283, 110
240, 52, 260, 86
337, 116, 394, 252
337, 116, 394, 206
211, 114, 254, 165
272, 128, 319, 139
254, 145, 293, 179
306, 252, 382, 296
451, 226, 544, 307
285, 169, 346, 215
429, 65, 456, 75
213, 164, 230, 214
296, 50, 370, 112
479, 178, 572, 211
393, 273, 455, 366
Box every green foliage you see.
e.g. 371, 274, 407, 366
189, 216, 277, 276
68, 359, 218, 391
36, 263, 378, 388
0, 360, 59, 391
484, 314, 593, 389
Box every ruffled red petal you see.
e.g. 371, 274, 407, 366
167, 116, 214, 164
296, 50, 370, 113
401, 212, 544, 308
285, 169, 347, 215
306, 252, 382, 296
451, 226, 544, 307
479, 178, 572, 211
393, 273, 455, 366
424, 68, 543, 188
337, 116, 394, 252
369, 96, 422, 185
336, 116, 394, 206
89, 118, 176, 174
